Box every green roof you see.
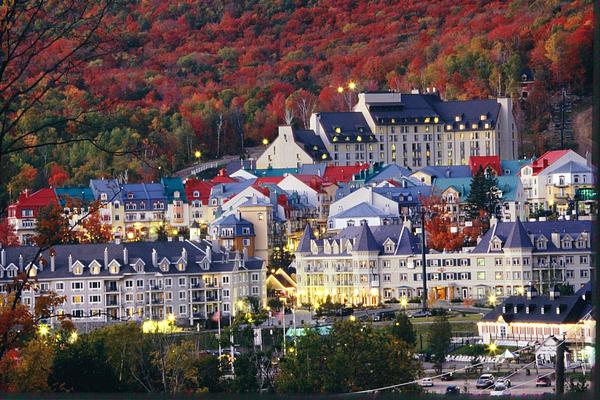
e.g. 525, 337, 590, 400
55, 187, 94, 207
249, 168, 298, 177
161, 177, 187, 202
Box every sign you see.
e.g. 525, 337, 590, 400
575, 188, 597, 201
535, 336, 559, 369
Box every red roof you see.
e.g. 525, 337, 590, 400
323, 163, 369, 184
8, 188, 58, 219
292, 174, 325, 191
469, 156, 502, 176
254, 176, 284, 185
210, 168, 238, 184
530, 150, 570, 175
184, 179, 214, 205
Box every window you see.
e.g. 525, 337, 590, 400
71, 282, 84, 291
55, 282, 64, 291
399, 273, 408, 281
222, 289, 230, 298
251, 273, 259, 282
580, 256, 589, 264
72, 295, 84, 304
495, 258, 502, 266
109, 264, 119, 274
495, 272, 504, 280
125, 280, 133, 289
89, 295, 101, 304
89, 281, 101, 290
383, 273, 391, 282
179, 305, 187, 315
72, 310, 84, 318
513, 272, 521, 280
566, 270, 574, 279
136, 293, 144, 302
178, 277, 186, 287
222, 276, 230, 284
477, 258, 485, 267
477, 272, 486, 280
165, 292, 172, 301
165, 278, 172, 287
251, 286, 259, 295
565, 256, 574, 264
580, 269, 589, 279
72, 264, 83, 275
125, 294, 134, 302
179, 291, 187, 300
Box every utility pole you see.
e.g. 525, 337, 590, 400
560, 87, 565, 150
420, 209, 428, 312
555, 335, 566, 395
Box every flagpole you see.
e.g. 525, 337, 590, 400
229, 312, 235, 375
282, 305, 286, 356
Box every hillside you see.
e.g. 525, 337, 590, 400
3, 0, 594, 200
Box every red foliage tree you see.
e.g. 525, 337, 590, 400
0, 219, 19, 247
48, 164, 69, 187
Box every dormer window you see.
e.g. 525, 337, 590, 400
537, 237, 547, 250
174, 191, 180, 198
140, 202, 145, 210
384, 242, 394, 253
455, 115, 461, 122
28, 266, 37, 278
73, 264, 83, 275
100, 193, 108, 201
391, 118, 396, 124
193, 191, 200, 198
127, 193, 134, 199
446, 124, 453, 131
562, 240, 571, 249
484, 123, 490, 129
480, 114, 487, 121
491, 238, 502, 250
160, 262, 169, 272
109, 264, 119, 274
335, 127, 341, 134
459, 124, 465, 130
332, 136, 338, 142
177, 263, 185, 272
90, 262, 101, 275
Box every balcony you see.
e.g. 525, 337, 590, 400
105, 284, 119, 293
192, 296, 205, 303
151, 298, 164, 305
206, 295, 219, 302
192, 312, 206, 320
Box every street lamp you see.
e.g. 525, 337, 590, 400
400, 296, 409, 311
38, 324, 49, 337
262, 138, 269, 146
194, 150, 202, 159
487, 341, 498, 355
488, 294, 497, 306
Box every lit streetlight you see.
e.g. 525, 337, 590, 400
262, 138, 269, 146
68, 331, 78, 344
400, 297, 409, 311
348, 81, 357, 90
38, 324, 49, 337
337, 86, 344, 94
194, 150, 202, 159
487, 341, 498, 354
488, 294, 497, 306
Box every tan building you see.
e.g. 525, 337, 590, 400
256, 125, 330, 169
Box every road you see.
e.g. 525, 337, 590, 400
174, 146, 265, 178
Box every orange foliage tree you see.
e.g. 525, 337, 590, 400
0, 219, 19, 247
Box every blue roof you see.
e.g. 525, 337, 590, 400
55, 187, 94, 207
504, 218, 533, 249
299, 162, 328, 176
296, 224, 314, 253
354, 223, 382, 252
211, 214, 255, 236
122, 183, 166, 201
373, 186, 432, 205
89, 179, 123, 201
501, 159, 532, 176
210, 179, 256, 199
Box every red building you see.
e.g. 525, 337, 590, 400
7, 189, 58, 245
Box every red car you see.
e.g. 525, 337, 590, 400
535, 376, 551, 387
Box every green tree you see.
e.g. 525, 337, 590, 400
276, 320, 421, 393
428, 313, 452, 374
465, 166, 500, 220
391, 313, 417, 347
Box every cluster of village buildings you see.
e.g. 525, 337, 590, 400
1, 91, 595, 363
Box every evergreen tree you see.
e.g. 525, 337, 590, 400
428, 312, 452, 374
391, 313, 417, 347
465, 166, 500, 220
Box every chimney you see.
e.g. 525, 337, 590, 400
206, 245, 212, 262
50, 251, 55, 272
502, 305, 507, 314
525, 305, 530, 314
178, 236, 184, 242
167, 236, 173, 242
513, 305, 518, 314
18, 254, 23, 271
242, 247, 248, 261
551, 231, 560, 248
152, 248, 158, 267
68, 254, 72, 271
181, 247, 187, 263
123, 247, 129, 265
541, 305, 545, 315
555, 306, 561, 315
1, 249, 5, 266
490, 215, 498, 227
368, 186, 373, 203
115, 237, 121, 245
526, 286, 536, 299
476, 235, 483, 245
549, 286, 560, 300
104, 247, 109, 269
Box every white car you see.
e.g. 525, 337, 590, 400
490, 383, 511, 396
420, 378, 434, 387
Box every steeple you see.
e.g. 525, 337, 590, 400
504, 218, 533, 249
355, 223, 380, 253
296, 224, 314, 254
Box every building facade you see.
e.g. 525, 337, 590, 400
293, 219, 592, 307
0, 240, 266, 328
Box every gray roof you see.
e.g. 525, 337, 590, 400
481, 286, 592, 324
0, 240, 263, 280
473, 220, 592, 253
317, 112, 375, 143
333, 202, 396, 219
413, 165, 472, 180
296, 224, 314, 253
373, 186, 432, 205
366, 164, 412, 183
548, 161, 592, 175
504, 218, 533, 249
354, 223, 381, 252
292, 129, 330, 161
299, 162, 328, 176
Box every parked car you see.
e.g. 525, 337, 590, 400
445, 385, 460, 395
535, 376, 551, 387
440, 372, 454, 381
336, 307, 354, 316
475, 374, 496, 389
496, 377, 511, 387
490, 383, 511, 396
373, 310, 396, 321
408, 310, 432, 318
420, 378, 434, 387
